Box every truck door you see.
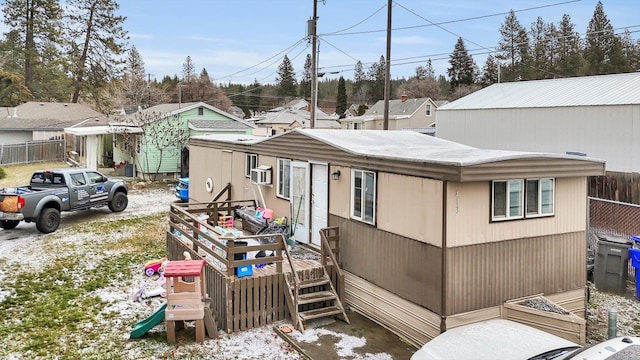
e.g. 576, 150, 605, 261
85, 171, 109, 204
68, 172, 92, 208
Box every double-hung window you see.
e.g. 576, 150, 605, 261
245, 153, 257, 177
425, 104, 432, 116
277, 158, 291, 199
526, 178, 555, 217
492, 178, 554, 221
351, 169, 376, 224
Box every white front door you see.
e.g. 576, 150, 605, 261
311, 164, 328, 248
290, 161, 309, 244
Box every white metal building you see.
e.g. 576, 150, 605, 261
436, 73, 640, 173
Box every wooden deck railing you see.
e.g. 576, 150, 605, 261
320, 226, 344, 302
167, 201, 301, 332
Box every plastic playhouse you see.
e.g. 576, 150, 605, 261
164, 259, 217, 343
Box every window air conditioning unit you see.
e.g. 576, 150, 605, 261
250, 165, 272, 185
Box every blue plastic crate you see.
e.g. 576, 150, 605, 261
236, 265, 253, 278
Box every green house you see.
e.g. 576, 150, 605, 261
111, 102, 255, 178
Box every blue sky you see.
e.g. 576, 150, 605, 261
3, 1, 639, 85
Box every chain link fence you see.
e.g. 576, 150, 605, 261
588, 197, 640, 277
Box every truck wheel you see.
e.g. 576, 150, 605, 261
0, 220, 20, 230
36, 208, 60, 234
108, 192, 128, 212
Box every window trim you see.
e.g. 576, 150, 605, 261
350, 169, 376, 225
276, 158, 291, 199
425, 104, 432, 116
491, 178, 555, 222
245, 153, 258, 177
526, 178, 555, 218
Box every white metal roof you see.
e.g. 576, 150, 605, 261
438, 72, 640, 110
296, 129, 604, 167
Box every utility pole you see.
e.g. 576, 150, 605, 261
309, 0, 319, 129
383, 0, 392, 130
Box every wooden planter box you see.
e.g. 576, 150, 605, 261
503, 295, 586, 345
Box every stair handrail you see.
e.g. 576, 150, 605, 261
279, 234, 301, 327
320, 226, 345, 302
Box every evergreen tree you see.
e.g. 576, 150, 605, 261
182, 56, 195, 82
276, 55, 297, 99
66, 0, 128, 110
584, 1, 628, 75
480, 54, 500, 87
415, 59, 434, 80
123, 46, 147, 107
335, 76, 347, 118
448, 37, 476, 89
2, 0, 63, 96
425, 58, 435, 79
367, 55, 385, 103
299, 54, 312, 99
530, 17, 552, 79
497, 10, 531, 81
620, 29, 640, 72
0, 69, 31, 106
352, 60, 367, 103
556, 14, 583, 77
246, 78, 263, 113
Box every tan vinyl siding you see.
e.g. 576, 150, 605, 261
377, 173, 443, 246
446, 177, 587, 247
329, 166, 351, 219
445, 231, 586, 315
345, 272, 441, 348
329, 214, 442, 314
189, 147, 225, 202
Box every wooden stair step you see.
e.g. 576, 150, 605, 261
297, 277, 330, 289
299, 306, 344, 321
297, 291, 337, 305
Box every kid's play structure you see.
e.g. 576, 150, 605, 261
129, 259, 218, 341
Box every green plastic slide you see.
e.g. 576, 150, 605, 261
130, 302, 167, 339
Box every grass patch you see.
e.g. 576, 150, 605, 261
0, 213, 168, 358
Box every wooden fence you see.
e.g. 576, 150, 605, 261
0, 140, 66, 165
167, 201, 296, 333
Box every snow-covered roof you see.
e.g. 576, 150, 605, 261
439, 72, 640, 110
295, 129, 604, 167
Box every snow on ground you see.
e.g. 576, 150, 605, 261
0, 186, 392, 359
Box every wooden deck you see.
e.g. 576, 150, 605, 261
166, 201, 344, 333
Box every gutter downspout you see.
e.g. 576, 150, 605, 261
440, 181, 448, 333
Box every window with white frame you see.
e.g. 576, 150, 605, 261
425, 104, 432, 116
277, 158, 291, 199
526, 178, 555, 216
245, 153, 257, 177
351, 169, 376, 224
492, 178, 554, 221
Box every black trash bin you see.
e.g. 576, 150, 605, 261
594, 234, 632, 294
124, 163, 134, 177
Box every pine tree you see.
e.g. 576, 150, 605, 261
276, 55, 297, 99
555, 14, 583, 77
66, 0, 128, 110
497, 10, 530, 81
367, 55, 385, 103
352, 61, 367, 103
584, 1, 628, 75
335, 76, 347, 118
480, 54, 499, 87
425, 58, 435, 79
182, 56, 195, 82
530, 17, 552, 79
299, 54, 312, 99
2, 0, 63, 96
0, 69, 31, 106
448, 37, 476, 89
123, 46, 147, 107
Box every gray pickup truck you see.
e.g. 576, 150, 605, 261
0, 168, 128, 233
